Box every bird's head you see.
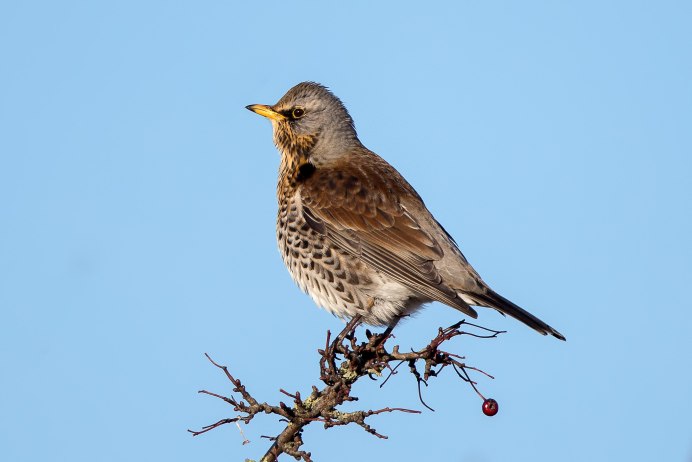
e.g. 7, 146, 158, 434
246, 82, 359, 166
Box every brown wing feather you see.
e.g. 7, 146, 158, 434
300, 154, 477, 317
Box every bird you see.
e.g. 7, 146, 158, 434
246, 82, 565, 340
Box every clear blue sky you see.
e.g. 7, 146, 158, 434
1, 2, 690, 461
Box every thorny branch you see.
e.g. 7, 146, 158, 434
189, 318, 504, 461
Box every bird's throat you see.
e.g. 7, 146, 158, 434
274, 127, 318, 161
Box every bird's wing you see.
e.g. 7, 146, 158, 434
300, 161, 477, 317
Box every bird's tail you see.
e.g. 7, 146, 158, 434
469, 289, 566, 341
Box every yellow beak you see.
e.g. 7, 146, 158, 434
246, 104, 285, 121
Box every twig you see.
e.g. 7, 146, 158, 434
190, 319, 502, 460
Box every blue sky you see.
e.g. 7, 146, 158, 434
1, 1, 691, 461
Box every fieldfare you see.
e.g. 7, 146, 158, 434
247, 82, 565, 340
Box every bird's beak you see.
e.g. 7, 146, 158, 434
246, 104, 285, 121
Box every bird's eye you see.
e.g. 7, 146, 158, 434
291, 107, 305, 119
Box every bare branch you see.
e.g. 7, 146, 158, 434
190, 319, 502, 460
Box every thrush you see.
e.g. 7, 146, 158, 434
247, 82, 565, 340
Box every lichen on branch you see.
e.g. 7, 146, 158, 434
189, 317, 503, 461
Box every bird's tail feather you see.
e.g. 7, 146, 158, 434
470, 290, 566, 341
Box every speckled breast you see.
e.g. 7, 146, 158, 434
276, 187, 372, 321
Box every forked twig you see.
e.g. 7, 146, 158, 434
190, 319, 502, 460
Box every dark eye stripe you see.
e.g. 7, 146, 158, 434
280, 107, 306, 120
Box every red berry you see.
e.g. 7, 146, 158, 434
482, 398, 498, 416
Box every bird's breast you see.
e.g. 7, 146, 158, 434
275, 182, 384, 320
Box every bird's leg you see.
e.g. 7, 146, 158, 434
381, 323, 397, 339
331, 315, 362, 353
321, 315, 363, 383
372, 317, 401, 348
